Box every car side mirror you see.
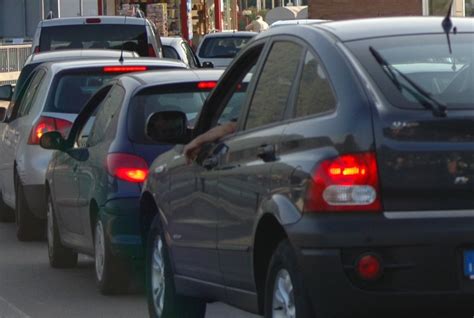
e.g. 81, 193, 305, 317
201, 61, 214, 69
146, 111, 188, 144
39, 131, 67, 151
0, 85, 13, 101
0, 107, 6, 122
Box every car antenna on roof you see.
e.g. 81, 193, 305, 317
46, 11, 54, 19
119, 15, 127, 63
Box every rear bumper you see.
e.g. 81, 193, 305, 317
286, 213, 474, 317
101, 197, 144, 260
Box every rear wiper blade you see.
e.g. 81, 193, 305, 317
369, 46, 447, 118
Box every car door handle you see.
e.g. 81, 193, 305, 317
257, 144, 276, 162
202, 156, 218, 170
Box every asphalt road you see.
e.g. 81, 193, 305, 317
0, 222, 261, 318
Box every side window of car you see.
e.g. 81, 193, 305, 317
244, 41, 303, 130
294, 51, 336, 118
181, 42, 198, 68
86, 85, 125, 147
17, 69, 46, 118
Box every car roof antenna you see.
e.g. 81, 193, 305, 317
119, 15, 127, 63
46, 11, 54, 19
442, 0, 458, 70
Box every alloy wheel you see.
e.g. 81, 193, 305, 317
272, 269, 296, 318
151, 235, 166, 316
95, 221, 106, 281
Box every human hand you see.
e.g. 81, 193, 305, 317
183, 140, 201, 165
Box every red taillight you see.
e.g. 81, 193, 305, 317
148, 44, 157, 57
197, 81, 217, 90
28, 116, 72, 145
106, 153, 148, 183
356, 254, 382, 280
34, 46, 40, 53
304, 152, 381, 213
86, 18, 101, 24
103, 66, 148, 73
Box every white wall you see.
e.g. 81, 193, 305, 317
59, 0, 98, 17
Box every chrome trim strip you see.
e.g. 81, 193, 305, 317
384, 210, 474, 219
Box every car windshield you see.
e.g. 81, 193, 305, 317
39, 25, 149, 56
347, 33, 474, 109
45, 71, 116, 114
199, 36, 252, 58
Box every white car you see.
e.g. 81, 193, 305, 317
270, 19, 328, 28
0, 58, 186, 241
161, 36, 201, 68
196, 31, 256, 68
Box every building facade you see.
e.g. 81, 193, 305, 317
309, 0, 472, 20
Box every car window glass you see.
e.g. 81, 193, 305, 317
294, 51, 336, 118
181, 42, 197, 67
199, 36, 253, 58
163, 46, 180, 60
245, 41, 303, 130
87, 85, 125, 147
18, 69, 46, 117
5, 72, 36, 121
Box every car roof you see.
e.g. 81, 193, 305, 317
161, 37, 184, 46
124, 69, 224, 86
316, 17, 474, 42
270, 19, 328, 27
40, 16, 146, 27
41, 58, 187, 74
202, 31, 257, 38
25, 49, 139, 65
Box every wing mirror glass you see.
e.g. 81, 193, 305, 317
39, 131, 67, 151
0, 85, 13, 101
201, 61, 214, 68
146, 111, 188, 144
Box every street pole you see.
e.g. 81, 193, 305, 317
57, 0, 61, 17
79, 0, 83, 16
41, 0, 45, 19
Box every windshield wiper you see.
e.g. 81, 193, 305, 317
369, 46, 447, 118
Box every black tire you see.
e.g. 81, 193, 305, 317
0, 194, 14, 223
264, 240, 313, 318
15, 180, 45, 241
146, 220, 206, 318
94, 218, 131, 294
47, 195, 78, 268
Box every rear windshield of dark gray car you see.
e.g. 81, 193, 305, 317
199, 36, 252, 58
45, 70, 116, 114
347, 33, 474, 110
39, 25, 148, 56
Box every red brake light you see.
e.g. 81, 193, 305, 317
197, 81, 217, 90
106, 153, 148, 183
34, 46, 40, 53
103, 66, 148, 73
28, 116, 72, 145
148, 44, 157, 57
304, 152, 381, 213
86, 18, 101, 24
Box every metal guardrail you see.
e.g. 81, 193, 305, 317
0, 44, 31, 85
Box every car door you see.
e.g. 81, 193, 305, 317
76, 84, 125, 250
53, 85, 112, 246
215, 39, 306, 292
0, 69, 46, 206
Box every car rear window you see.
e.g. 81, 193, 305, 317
162, 45, 180, 60
39, 25, 149, 56
199, 36, 252, 58
128, 83, 209, 144
45, 70, 117, 114
347, 33, 474, 110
